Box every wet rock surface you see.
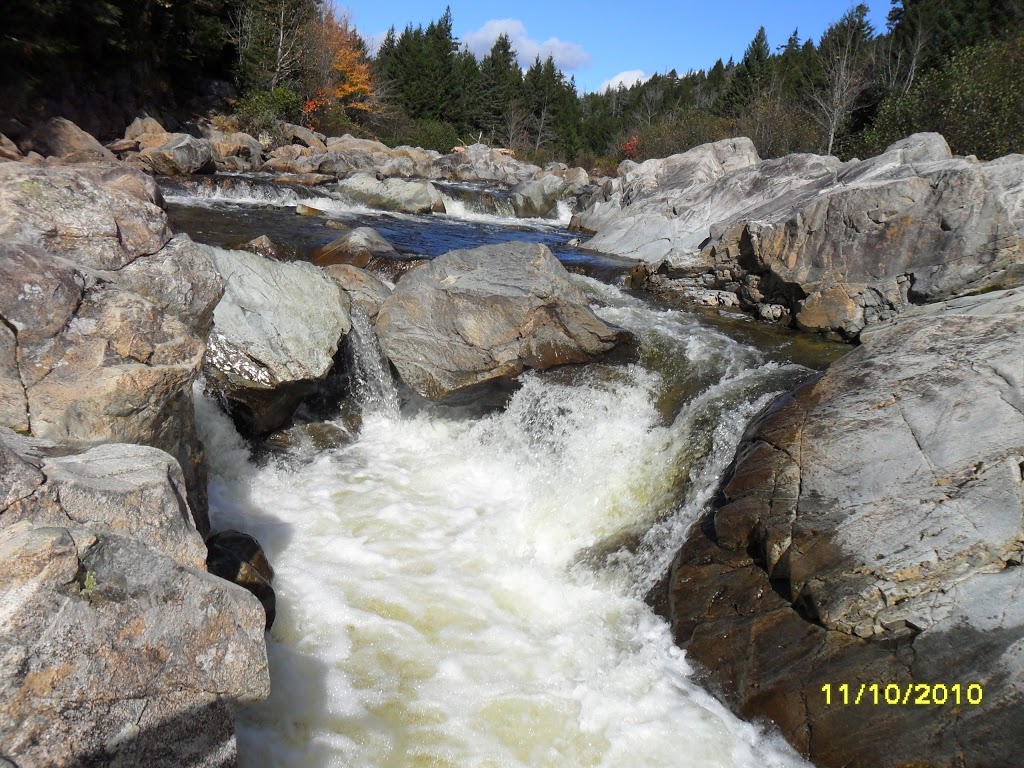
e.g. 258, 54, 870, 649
658, 288, 1024, 768
376, 242, 628, 402
206, 530, 276, 630
335, 172, 446, 214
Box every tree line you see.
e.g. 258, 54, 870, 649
3, 0, 1021, 161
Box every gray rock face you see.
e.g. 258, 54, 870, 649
577, 137, 790, 263
0, 433, 270, 768
0, 164, 222, 528
376, 242, 627, 401
323, 264, 392, 320
0, 162, 170, 270
576, 133, 1024, 339
510, 174, 567, 219
204, 248, 352, 434
140, 134, 216, 176
660, 287, 1024, 768
110, 235, 225, 337
429, 143, 541, 184
336, 173, 445, 214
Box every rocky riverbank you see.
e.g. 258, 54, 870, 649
574, 133, 1024, 340
0, 119, 629, 766
1, 113, 1021, 768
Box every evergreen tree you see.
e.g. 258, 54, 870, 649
478, 34, 524, 144
724, 26, 772, 115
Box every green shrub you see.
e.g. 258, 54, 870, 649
856, 35, 1024, 160
398, 119, 461, 153
235, 85, 303, 144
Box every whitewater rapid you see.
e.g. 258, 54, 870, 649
197, 279, 811, 768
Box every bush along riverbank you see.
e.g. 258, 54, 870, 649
0, 114, 1021, 767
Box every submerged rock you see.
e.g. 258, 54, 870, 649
376, 242, 628, 402
659, 287, 1024, 768
313, 226, 399, 268
204, 248, 351, 434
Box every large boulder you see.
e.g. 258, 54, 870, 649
282, 123, 328, 153
429, 143, 541, 184
707, 134, 1024, 338
124, 116, 167, 141
0, 164, 223, 528
18, 117, 115, 163
336, 172, 446, 214
510, 174, 568, 219
0, 431, 270, 768
659, 287, 1024, 768
0, 134, 23, 161
0, 244, 209, 526
259, 144, 320, 175
312, 226, 400, 268
140, 134, 216, 176
204, 248, 352, 434
576, 137, 777, 261
375, 242, 628, 401
0, 162, 170, 270
575, 133, 1024, 339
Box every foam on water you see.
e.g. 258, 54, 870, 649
199, 283, 811, 768
439, 194, 574, 228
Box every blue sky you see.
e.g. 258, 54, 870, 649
333, 1, 893, 93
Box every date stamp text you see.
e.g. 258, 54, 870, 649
820, 682, 983, 706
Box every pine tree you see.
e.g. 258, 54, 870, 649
478, 34, 524, 144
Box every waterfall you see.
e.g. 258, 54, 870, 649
344, 306, 400, 420
199, 278, 813, 768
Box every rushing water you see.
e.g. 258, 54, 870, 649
176, 175, 838, 768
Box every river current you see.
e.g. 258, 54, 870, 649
168, 176, 838, 768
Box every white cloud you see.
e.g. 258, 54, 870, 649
598, 70, 650, 92
462, 19, 592, 71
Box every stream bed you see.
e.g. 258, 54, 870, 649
168, 175, 845, 768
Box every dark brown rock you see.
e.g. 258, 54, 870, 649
658, 288, 1024, 768
206, 530, 276, 630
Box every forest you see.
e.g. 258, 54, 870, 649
2, 0, 1022, 165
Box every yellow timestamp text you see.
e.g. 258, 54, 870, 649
820, 682, 983, 706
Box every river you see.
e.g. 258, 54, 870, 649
166, 175, 842, 768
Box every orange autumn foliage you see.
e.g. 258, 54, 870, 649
305, 8, 377, 121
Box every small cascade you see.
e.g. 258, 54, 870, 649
436, 182, 517, 221
343, 306, 400, 419
159, 175, 310, 206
